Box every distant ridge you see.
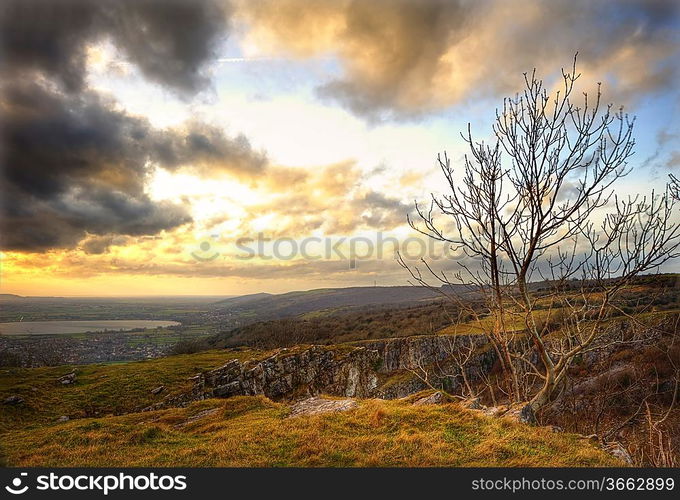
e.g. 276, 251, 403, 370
210, 285, 456, 320
214, 292, 273, 306
0, 293, 24, 300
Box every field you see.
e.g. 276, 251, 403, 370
0, 349, 265, 433
0, 296, 232, 365
0, 295, 228, 323
0, 320, 180, 335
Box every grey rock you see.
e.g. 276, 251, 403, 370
150, 386, 165, 395
58, 372, 77, 385
143, 334, 505, 412
481, 405, 508, 417
144, 345, 382, 411
413, 391, 446, 406
602, 441, 634, 465
518, 404, 537, 425
3, 395, 24, 405
288, 397, 357, 418
492, 403, 538, 425
460, 397, 482, 410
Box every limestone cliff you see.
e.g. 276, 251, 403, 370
145, 334, 499, 411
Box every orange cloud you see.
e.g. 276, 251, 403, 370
238, 0, 679, 119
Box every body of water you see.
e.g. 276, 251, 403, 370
0, 320, 181, 335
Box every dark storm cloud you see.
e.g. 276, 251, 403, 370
2, 187, 191, 252
0, 0, 270, 251
0, 80, 193, 251
152, 123, 267, 176
0, 79, 265, 251
0, 0, 228, 94
316, 0, 470, 121
80, 234, 130, 255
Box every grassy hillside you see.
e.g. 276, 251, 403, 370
0, 344, 622, 467
213, 301, 457, 349
0, 348, 266, 432
191, 274, 680, 352
7, 277, 677, 467
1, 395, 618, 467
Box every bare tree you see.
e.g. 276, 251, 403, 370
402, 56, 680, 420
669, 174, 680, 202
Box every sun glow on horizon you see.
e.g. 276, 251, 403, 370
2, 0, 678, 296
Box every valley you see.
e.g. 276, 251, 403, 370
1, 275, 679, 466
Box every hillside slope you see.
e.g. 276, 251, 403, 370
211, 286, 451, 320
0, 345, 618, 467
2, 395, 618, 467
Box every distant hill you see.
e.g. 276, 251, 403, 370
213, 292, 273, 307
210, 286, 461, 321
0, 294, 24, 300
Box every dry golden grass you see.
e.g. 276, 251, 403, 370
437, 303, 680, 339
1, 395, 620, 467
437, 311, 536, 336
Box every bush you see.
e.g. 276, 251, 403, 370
169, 339, 210, 355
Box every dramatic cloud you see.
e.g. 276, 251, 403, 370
0, 80, 266, 251
2, 0, 677, 293
153, 122, 267, 177
357, 191, 413, 229
666, 151, 680, 170
0, 0, 270, 251
239, 0, 679, 120
0, 0, 229, 94
80, 234, 131, 255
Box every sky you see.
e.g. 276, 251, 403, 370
0, 0, 679, 296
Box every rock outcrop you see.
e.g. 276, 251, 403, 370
145, 345, 380, 410
367, 335, 497, 398
364, 335, 488, 373
411, 391, 446, 406
144, 334, 500, 411
602, 441, 634, 465
288, 396, 358, 418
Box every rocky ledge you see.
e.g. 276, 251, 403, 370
144, 334, 495, 411
144, 345, 380, 410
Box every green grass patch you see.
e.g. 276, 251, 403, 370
0, 348, 267, 432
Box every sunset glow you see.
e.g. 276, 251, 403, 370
1, 0, 678, 296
